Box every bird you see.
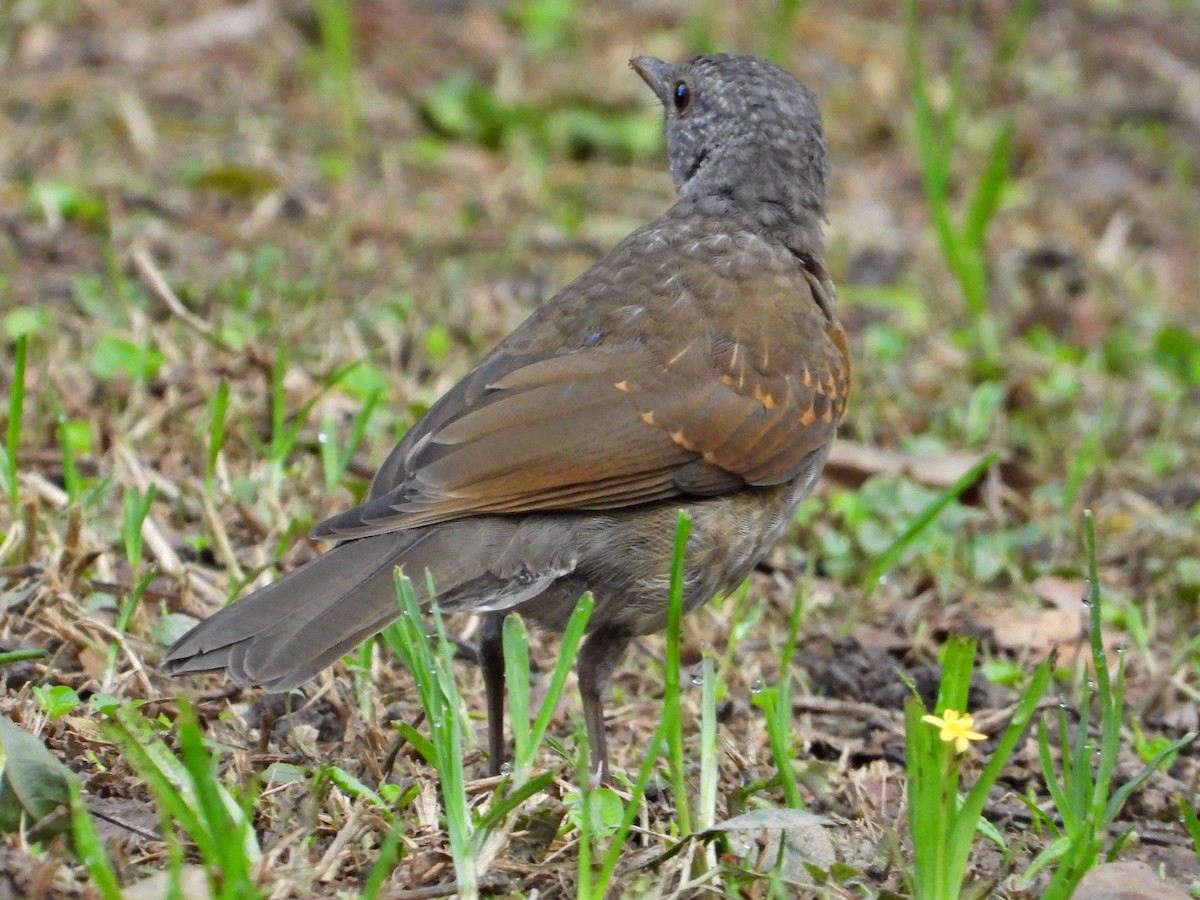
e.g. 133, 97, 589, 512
163, 53, 850, 782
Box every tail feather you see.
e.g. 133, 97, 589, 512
161, 517, 578, 692
227, 549, 416, 689
162, 532, 422, 690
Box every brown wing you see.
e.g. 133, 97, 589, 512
312, 247, 849, 540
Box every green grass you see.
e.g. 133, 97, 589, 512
664, 510, 695, 836
1023, 512, 1197, 897
382, 574, 571, 899
903, 0, 1034, 369
319, 387, 381, 492
69, 782, 122, 899
751, 585, 807, 810
905, 636, 1051, 899
311, 0, 361, 177
90, 696, 263, 898
1, 334, 25, 515
500, 602, 591, 785
1180, 797, 1200, 866
576, 722, 666, 899
864, 452, 999, 595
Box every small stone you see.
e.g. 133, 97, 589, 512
709, 808, 836, 886
1073, 861, 1190, 900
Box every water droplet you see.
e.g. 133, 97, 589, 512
1087, 680, 1096, 691
317, 431, 329, 444
877, 574, 890, 587
750, 679, 765, 695
690, 665, 704, 686
499, 761, 512, 776
1081, 579, 1093, 608
1116, 644, 1126, 656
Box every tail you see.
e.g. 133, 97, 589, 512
161, 518, 577, 691
162, 530, 437, 691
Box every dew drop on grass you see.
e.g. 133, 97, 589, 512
690, 665, 704, 686
1081, 579, 1093, 608
499, 761, 512, 776
750, 679, 765, 695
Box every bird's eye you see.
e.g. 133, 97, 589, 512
673, 80, 690, 112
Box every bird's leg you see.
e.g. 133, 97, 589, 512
478, 613, 508, 776
577, 626, 633, 784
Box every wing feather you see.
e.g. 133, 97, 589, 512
312, 249, 849, 541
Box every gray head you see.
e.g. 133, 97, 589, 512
631, 54, 828, 242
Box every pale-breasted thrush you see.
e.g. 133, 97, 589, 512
164, 53, 851, 780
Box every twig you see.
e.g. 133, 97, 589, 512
201, 492, 245, 584
22, 472, 68, 508
79, 618, 155, 697
315, 807, 365, 882
791, 694, 905, 724
88, 806, 162, 842
387, 874, 509, 899
131, 244, 232, 353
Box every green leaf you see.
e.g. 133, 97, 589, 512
89, 335, 165, 382
32, 685, 82, 720
32, 180, 108, 229
326, 765, 394, 820
340, 361, 389, 402
564, 786, 625, 839
4, 306, 49, 339
0, 715, 78, 836
180, 163, 280, 197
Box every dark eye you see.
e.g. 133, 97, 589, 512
673, 80, 690, 112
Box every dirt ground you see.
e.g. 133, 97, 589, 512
1, 0, 1198, 897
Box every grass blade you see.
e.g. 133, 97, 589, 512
2, 334, 26, 511
69, 783, 122, 900
663, 510, 692, 835
865, 453, 998, 593
528, 594, 593, 768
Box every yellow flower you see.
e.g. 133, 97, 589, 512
922, 709, 986, 754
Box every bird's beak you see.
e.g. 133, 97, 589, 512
630, 56, 675, 108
